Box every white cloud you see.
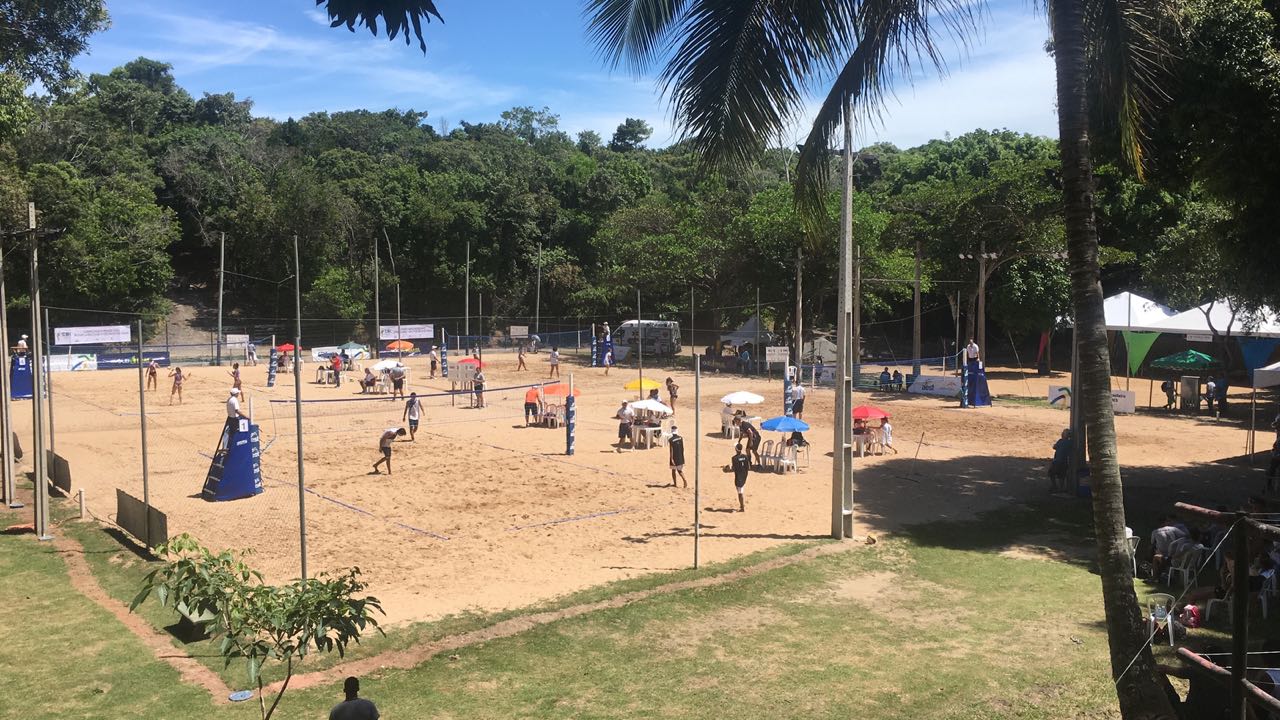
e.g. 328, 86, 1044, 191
83, 4, 520, 120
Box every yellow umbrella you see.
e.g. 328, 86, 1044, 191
623, 378, 662, 391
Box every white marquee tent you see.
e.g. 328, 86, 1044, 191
1141, 300, 1280, 338
1102, 292, 1177, 330
1249, 360, 1280, 460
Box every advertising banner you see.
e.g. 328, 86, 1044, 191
765, 346, 790, 364
907, 375, 963, 397
509, 325, 529, 339
1048, 385, 1137, 414
96, 351, 169, 370
379, 324, 434, 340
47, 354, 98, 372
54, 325, 131, 345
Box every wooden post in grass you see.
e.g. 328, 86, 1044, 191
1232, 518, 1249, 720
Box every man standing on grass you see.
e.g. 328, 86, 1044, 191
402, 392, 424, 441
668, 426, 687, 488
730, 444, 750, 512
330, 676, 379, 720
372, 427, 407, 475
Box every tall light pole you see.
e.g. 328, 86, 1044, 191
535, 242, 542, 335
831, 101, 855, 540
292, 235, 308, 579
373, 235, 380, 358
636, 288, 643, 392
912, 240, 922, 377
795, 247, 803, 370
216, 231, 225, 366
383, 229, 401, 354
464, 240, 470, 338
0, 226, 16, 509
29, 204, 51, 540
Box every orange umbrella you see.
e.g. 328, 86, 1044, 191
386, 340, 415, 350
457, 357, 486, 368
542, 383, 581, 397
276, 343, 295, 352
851, 405, 890, 420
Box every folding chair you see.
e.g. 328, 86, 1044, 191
1147, 593, 1176, 647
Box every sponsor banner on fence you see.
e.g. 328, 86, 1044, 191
509, 325, 529, 339
1185, 333, 1214, 343
224, 333, 249, 350
47, 354, 97, 372
379, 324, 434, 340
54, 325, 131, 345
1048, 385, 1137, 414
96, 351, 169, 370
765, 346, 790, 364
311, 346, 370, 361
908, 375, 963, 397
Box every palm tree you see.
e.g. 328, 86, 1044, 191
585, 1, 1177, 716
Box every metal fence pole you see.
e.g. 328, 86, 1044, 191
0, 248, 17, 508
694, 354, 701, 568
293, 235, 308, 579
44, 307, 54, 459
29, 207, 51, 540
137, 320, 151, 546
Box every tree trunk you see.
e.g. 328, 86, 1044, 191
1051, 2, 1177, 718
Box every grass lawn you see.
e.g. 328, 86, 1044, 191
2, 487, 1144, 720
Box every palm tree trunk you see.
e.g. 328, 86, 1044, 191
1050, 1, 1176, 718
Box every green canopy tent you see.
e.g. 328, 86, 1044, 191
1150, 349, 1219, 371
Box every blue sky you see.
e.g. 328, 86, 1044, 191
74, 0, 1058, 149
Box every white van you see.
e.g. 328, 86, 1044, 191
613, 320, 682, 356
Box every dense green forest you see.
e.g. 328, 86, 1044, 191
1, 0, 1278, 346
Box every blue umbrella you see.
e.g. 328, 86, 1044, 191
761, 416, 810, 432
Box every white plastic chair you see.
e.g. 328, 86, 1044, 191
1206, 572, 1275, 623
759, 440, 775, 471
1147, 593, 1176, 647
1168, 545, 1206, 588
777, 444, 798, 474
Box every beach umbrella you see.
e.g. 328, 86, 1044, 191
851, 405, 890, 420
543, 383, 581, 397
720, 391, 764, 405
276, 343, 296, 352
371, 359, 402, 371
628, 398, 673, 414
386, 340, 415, 351
1150, 349, 1218, 371
624, 378, 663, 391
338, 341, 366, 351
761, 416, 810, 432
457, 357, 486, 368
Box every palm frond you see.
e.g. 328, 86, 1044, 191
659, 0, 864, 170
318, 0, 444, 53
585, 0, 690, 74
1078, 0, 1180, 180
795, 0, 980, 222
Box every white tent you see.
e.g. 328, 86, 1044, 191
1257, 360, 1280, 389
1102, 292, 1177, 331
1141, 300, 1280, 338
1058, 291, 1176, 330
721, 316, 772, 346
1249, 360, 1280, 460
